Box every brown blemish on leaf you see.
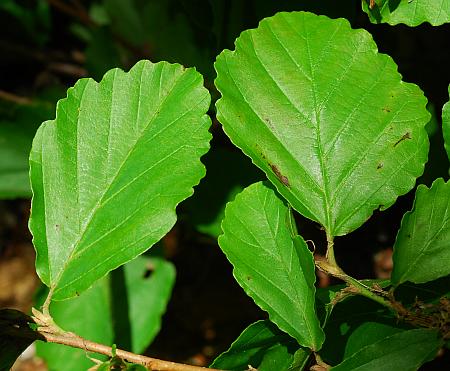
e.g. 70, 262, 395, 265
377, 163, 383, 170
393, 132, 412, 148
270, 164, 290, 187
382, 107, 391, 113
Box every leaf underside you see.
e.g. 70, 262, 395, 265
215, 11, 430, 237
362, 0, 450, 27
392, 178, 450, 285
29, 60, 211, 300
219, 181, 324, 350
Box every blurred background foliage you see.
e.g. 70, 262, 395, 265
0, 0, 449, 369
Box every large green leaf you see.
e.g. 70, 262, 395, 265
214, 11, 429, 237
331, 328, 442, 370
210, 320, 303, 371
219, 181, 324, 350
29, 60, 211, 301
36, 278, 113, 371
391, 178, 450, 285
442, 85, 450, 162
362, 0, 450, 26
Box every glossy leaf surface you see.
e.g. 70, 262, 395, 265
29, 60, 211, 300
211, 320, 301, 371
219, 181, 324, 350
362, 0, 450, 26
215, 11, 429, 236
392, 178, 450, 285
331, 328, 441, 370
442, 85, 450, 162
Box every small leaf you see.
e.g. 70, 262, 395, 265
331, 328, 442, 371
29, 60, 211, 300
210, 320, 303, 371
362, 0, 450, 27
219, 181, 324, 350
36, 278, 113, 371
392, 178, 450, 285
288, 348, 311, 371
442, 85, 450, 162
214, 11, 429, 237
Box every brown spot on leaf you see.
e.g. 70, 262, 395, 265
393, 132, 412, 147
377, 163, 383, 170
270, 164, 290, 187
382, 107, 391, 113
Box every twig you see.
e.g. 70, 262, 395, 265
0, 90, 34, 105
32, 308, 223, 371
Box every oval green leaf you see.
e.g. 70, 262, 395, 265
218, 181, 324, 350
362, 0, 450, 26
392, 178, 450, 286
214, 11, 429, 237
331, 328, 442, 371
29, 60, 211, 301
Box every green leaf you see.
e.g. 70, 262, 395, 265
331, 328, 442, 370
36, 278, 113, 371
219, 181, 324, 350
319, 294, 404, 365
442, 85, 450, 162
123, 255, 175, 353
214, 11, 429, 237
0, 309, 43, 371
29, 60, 211, 301
211, 320, 304, 371
288, 348, 311, 371
392, 178, 450, 285
362, 0, 450, 26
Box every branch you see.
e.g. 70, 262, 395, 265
32, 309, 224, 371
0, 90, 34, 105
